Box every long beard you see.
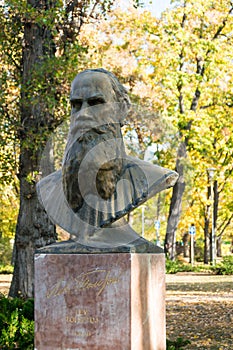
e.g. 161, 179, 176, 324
62, 124, 125, 213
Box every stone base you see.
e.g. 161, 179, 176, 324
36, 237, 164, 254
34, 253, 166, 350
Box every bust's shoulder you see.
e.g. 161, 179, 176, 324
122, 156, 178, 201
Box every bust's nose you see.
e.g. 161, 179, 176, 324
75, 104, 93, 124
80, 100, 89, 110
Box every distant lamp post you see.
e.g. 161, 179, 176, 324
207, 168, 216, 265
189, 224, 196, 267
154, 220, 161, 246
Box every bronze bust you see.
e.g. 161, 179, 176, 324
37, 69, 178, 253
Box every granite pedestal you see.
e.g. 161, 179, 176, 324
34, 253, 166, 350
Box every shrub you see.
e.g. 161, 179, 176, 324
0, 265, 13, 274
166, 337, 191, 349
0, 295, 34, 349
166, 259, 194, 274
211, 256, 233, 275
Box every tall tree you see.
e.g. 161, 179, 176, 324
161, 0, 233, 259
1, 0, 121, 298
78, 0, 233, 259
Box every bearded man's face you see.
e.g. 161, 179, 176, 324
62, 71, 126, 213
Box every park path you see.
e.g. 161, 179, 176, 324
166, 273, 233, 350
0, 274, 12, 296
1, 273, 232, 349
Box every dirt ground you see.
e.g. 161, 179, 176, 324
1, 273, 232, 349
166, 273, 233, 350
0, 274, 12, 296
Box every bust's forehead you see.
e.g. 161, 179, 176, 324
71, 71, 114, 96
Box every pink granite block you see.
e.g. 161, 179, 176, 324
34, 253, 165, 350
131, 254, 166, 350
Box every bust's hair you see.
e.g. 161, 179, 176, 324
74, 68, 131, 125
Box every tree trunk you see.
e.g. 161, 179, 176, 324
9, 157, 56, 298
9, 0, 57, 298
182, 232, 189, 258
165, 141, 186, 260
213, 180, 219, 258
216, 236, 222, 257
204, 216, 210, 264
204, 185, 211, 264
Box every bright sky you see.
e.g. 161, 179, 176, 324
144, 0, 172, 17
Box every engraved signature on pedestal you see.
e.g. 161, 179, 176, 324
46, 269, 122, 298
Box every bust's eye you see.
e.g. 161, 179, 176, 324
88, 97, 105, 106
71, 101, 82, 112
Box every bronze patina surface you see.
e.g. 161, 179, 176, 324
37, 69, 178, 252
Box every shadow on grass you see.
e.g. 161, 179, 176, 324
166, 281, 232, 293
